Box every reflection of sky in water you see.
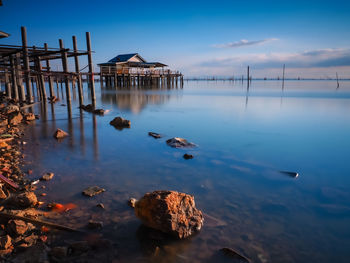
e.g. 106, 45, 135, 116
22, 80, 350, 263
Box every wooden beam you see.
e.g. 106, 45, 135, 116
86, 32, 96, 107
21, 26, 33, 103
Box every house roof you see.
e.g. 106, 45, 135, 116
108, 53, 146, 63
0, 31, 10, 39
99, 53, 168, 68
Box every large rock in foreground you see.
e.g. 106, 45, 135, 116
134, 190, 204, 239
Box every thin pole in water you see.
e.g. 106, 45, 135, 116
336, 72, 340, 89
282, 64, 285, 90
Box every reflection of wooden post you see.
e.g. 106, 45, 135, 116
72, 36, 84, 106
59, 39, 71, 105
21, 26, 33, 103
44, 43, 54, 98
86, 32, 96, 108
247, 66, 250, 90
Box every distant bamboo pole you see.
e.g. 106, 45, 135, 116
336, 72, 340, 89
282, 64, 285, 90
247, 66, 250, 89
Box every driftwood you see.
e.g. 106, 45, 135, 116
0, 174, 19, 190
0, 211, 83, 233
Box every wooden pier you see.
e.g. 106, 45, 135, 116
0, 26, 96, 108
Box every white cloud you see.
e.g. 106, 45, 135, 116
212, 38, 278, 48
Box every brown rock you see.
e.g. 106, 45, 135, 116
8, 112, 23, 126
7, 220, 28, 236
0, 118, 8, 127
110, 117, 130, 129
0, 235, 12, 249
148, 132, 162, 139
24, 113, 36, 121
53, 129, 68, 139
41, 172, 54, 181
4, 105, 19, 114
9, 191, 38, 208
134, 190, 204, 239
82, 186, 105, 197
0, 186, 7, 200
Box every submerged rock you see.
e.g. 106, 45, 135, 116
80, 104, 94, 112
220, 247, 250, 263
93, 109, 105, 115
53, 129, 68, 139
110, 117, 130, 129
87, 220, 103, 229
183, 153, 194, 160
82, 186, 105, 197
166, 137, 196, 148
148, 132, 162, 139
134, 190, 204, 239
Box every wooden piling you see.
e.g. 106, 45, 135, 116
72, 36, 84, 106
9, 55, 19, 100
86, 32, 96, 108
21, 26, 33, 103
59, 39, 71, 105
247, 66, 250, 89
44, 43, 54, 99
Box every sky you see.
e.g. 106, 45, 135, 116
1, 0, 350, 78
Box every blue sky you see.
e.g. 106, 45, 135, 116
1, 0, 350, 78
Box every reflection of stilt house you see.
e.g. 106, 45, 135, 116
98, 53, 183, 88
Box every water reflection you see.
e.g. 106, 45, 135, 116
101, 85, 182, 114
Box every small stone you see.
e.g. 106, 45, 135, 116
0, 235, 12, 249
24, 113, 36, 121
50, 246, 67, 259
80, 104, 94, 112
148, 132, 162, 139
128, 198, 137, 208
4, 105, 19, 114
0, 118, 8, 127
41, 172, 54, 181
82, 186, 105, 197
109, 117, 130, 129
87, 220, 103, 229
53, 129, 68, 139
0, 186, 7, 200
96, 203, 105, 209
8, 112, 23, 126
93, 109, 105, 115
7, 220, 28, 236
183, 153, 194, 160
166, 137, 196, 148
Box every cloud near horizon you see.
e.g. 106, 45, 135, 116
213, 38, 278, 48
198, 48, 350, 69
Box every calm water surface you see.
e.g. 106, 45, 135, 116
22, 80, 350, 262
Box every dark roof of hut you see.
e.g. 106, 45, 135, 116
0, 31, 10, 39
108, 53, 146, 63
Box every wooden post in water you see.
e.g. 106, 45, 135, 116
72, 36, 84, 106
9, 55, 19, 100
15, 53, 26, 102
44, 43, 54, 99
86, 32, 96, 108
21, 26, 33, 103
33, 46, 47, 101
282, 64, 285, 90
59, 39, 71, 106
4, 68, 11, 99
